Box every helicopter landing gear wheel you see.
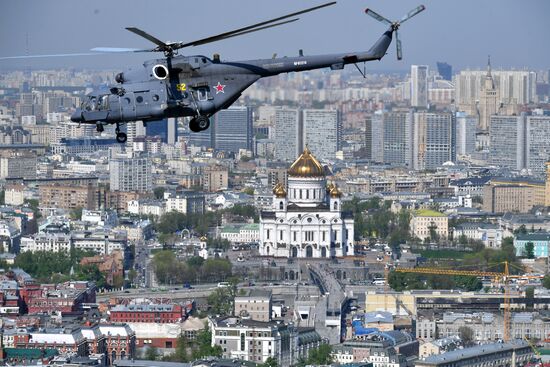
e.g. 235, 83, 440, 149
115, 124, 127, 143
96, 123, 104, 133
116, 132, 127, 143
189, 116, 210, 132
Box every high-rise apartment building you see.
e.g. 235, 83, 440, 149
489, 115, 526, 170
381, 110, 413, 167
411, 65, 428, 108
214, 106, 253, 153
526, 115, 550, 177
413, 112, 454, 170
302, 109, 341, 161
109, 152, 152, 192
274, 108, 302, 162
455, 113, 477, 157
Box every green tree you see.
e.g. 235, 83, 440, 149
191, 326, 223, 359
207, 288, 234, 316
307, 344, 332, 365
524, 241, 535, 259
458, 326, 474, 345
543, 274, 550, 289
154, 187, 166, 200
144, 346, 159, 361
69, 207, 83, 220
261, 357, 278, 367
526, 286, 535, 299
75, 264, 106, 288
172, 334, 189, 362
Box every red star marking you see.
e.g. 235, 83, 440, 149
214, 82, 226, 94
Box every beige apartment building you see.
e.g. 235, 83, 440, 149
483, 178, 545, 214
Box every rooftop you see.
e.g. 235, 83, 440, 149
414, 209, 446, 217
421, 341, 529, 365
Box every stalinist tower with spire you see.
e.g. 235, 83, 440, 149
477, 55, 500, 132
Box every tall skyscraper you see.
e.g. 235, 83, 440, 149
302, 109, 341, 161
526, 115, 550, 177
436, 62, 452, 81
370, 109, 413, 166
411, 65, 428, 108
478, 57, 499, 132
371, 111, 384, 163
455, 113, 477, 157
214, 106, 253, 153
489, 115, 526, 170
413, 112, 454, 170
145, 118, 178, 144
109, 152, 152, 192
364, 116, 373, 161
274, 108, 302, 162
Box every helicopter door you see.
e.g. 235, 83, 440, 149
119, 92, 137, 121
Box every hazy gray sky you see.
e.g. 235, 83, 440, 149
1, 0, 549, 72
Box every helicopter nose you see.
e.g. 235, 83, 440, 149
71, 108, 83, 122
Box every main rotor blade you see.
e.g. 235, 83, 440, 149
175, 1, 336, 49
364, 8, 392, 25
125, 27, 168, 48
400, 5, 426, 24
395, 30, 402, 60
91, 47, 153, 53
0, 52, 103, 60
200, 19, 300, 45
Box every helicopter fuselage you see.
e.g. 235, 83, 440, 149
71, 30, 392, 132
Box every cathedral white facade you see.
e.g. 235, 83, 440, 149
259, 148, 354, 258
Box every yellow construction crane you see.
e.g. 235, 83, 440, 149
524, 336, 542, 366
394, 261, 543, 342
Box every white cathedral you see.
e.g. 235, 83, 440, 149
259, 148, 355, 258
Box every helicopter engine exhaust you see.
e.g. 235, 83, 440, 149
152, 64, 168, 80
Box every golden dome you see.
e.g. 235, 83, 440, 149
288, 147, 324, 177
329, 184, 342, 198
273, 182, 287, 198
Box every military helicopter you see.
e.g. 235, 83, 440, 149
2, 2, 425, 143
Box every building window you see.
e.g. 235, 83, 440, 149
241, 333, 245, 351
279, 230, 283, 241
279, 201, 284, 210
266, 229, 270, 240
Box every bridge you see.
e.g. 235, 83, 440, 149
307, 263, 348, 344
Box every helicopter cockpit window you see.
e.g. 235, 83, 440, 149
83, 95, 110, 111
83, 96, 97, 111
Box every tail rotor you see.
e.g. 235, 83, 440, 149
365, 5, 425, 60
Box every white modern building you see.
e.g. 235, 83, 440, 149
259, 148, 354, 258
302, 109, 341, 162
411, 65, 428, 108
109, 151, 152, 192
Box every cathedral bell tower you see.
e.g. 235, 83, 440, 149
273, 182, 287, 212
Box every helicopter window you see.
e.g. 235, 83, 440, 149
201, 57, 207, 63
136, 96, 144, 103
197, 87, 210, 101
99, 95, 109, 110
83, 96, 97, 111
152, 94, 159, 102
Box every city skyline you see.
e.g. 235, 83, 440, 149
0, 0, 549, 71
